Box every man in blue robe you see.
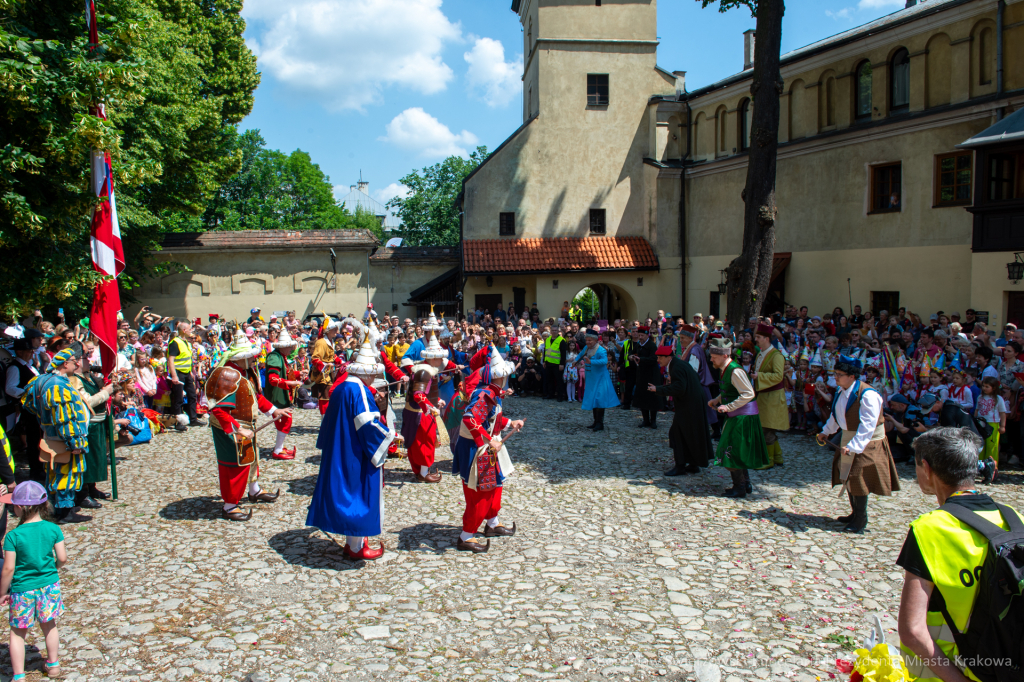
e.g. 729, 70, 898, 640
307, 336, 395, 561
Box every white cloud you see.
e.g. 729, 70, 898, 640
244, 0, 462, 111
463, 36, 523, 108
380, 108, 479, 159
374, 183, 411, 203
826, 7, 853, 20
856, 0, 903, 9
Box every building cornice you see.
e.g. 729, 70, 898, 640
684, 0, 992, 109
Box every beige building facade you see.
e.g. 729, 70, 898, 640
677, 0, 1024, 325
127, 230, 459, 323
463, 0, 1024, 327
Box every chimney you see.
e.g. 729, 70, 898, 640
673, 70, 687, 99
905, 0, 917, 7
358, 181, 369, 194
743, 29, 756, 71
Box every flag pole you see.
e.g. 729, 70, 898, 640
106, 410, 118, 500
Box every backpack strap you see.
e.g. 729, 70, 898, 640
994, 503, 1024, 534
939, 502, 1012, 543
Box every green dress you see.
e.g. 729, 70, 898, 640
714, 361, 771, 471
76, 375, 110, 485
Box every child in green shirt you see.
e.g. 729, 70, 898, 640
0, 481, 68, 680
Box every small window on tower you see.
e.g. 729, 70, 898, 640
589, 209, 606, 235
587, 74, 609, 106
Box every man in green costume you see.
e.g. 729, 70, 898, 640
264, 329, 304, 460
707, 336, 770, 498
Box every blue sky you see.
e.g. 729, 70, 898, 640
240, 0, 908, 208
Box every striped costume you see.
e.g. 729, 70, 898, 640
22, 374, 89, 508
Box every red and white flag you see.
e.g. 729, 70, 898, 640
88, 105, 125, 377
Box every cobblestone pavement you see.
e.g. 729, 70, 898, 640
15, 394, 1024, 682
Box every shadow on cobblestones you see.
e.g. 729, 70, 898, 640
268, 527, 365, 571
158, 495, 223, 520
286, 475, 317, 497
396, 522, 462, 553
737, 506, 841, 533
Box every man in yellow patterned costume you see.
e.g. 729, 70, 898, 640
21, 348, 90, 523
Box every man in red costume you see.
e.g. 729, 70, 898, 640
205, 331, 290, 521
400, 308, 458, 483
451, 346, 525, 552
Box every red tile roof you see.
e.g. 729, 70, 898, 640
162, 229, 378, 252
463, 237, 659, 274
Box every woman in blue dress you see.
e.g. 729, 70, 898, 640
581, 328, 619, 431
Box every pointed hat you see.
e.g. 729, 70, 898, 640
347, 332, 385, 376
274, 328, 298, 349
420, 327, 449, 359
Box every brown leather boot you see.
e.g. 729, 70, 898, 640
456, 538, 490, 553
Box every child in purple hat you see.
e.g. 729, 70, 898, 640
0, 481, 68, 679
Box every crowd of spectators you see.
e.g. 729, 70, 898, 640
3, 300, 1022, 480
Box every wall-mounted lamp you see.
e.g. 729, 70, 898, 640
1008, 253, 1024, 284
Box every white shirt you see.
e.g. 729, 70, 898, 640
821, 382, 884, 454
5, 357, 37, 399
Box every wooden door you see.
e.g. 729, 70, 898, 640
1007, 292, 1024, 327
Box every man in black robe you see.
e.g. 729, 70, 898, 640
648, 346, 713, 476
630, 326, 662, 428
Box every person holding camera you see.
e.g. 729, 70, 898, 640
516, 356, 541, 396
884, 393, 924, 463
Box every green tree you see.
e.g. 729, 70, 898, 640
699, 0, 785, 324
388, 147, 488, 247
572, 288, 600, 322
180, 129, 356, 233
0, 0, 259, 318
0, 0, 144, 317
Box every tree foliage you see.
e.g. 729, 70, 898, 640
388, 147, 488, 247
0, 0, 259, 318
572, 288, 600, 322
174, 129, 385, 240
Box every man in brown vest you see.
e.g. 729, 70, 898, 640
817, 355, 900, 533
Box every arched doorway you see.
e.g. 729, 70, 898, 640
571, 283, 636, 324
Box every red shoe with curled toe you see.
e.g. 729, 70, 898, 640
343, 539, 385, 561
272, 447, 296, 460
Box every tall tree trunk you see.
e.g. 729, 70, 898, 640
726, 0, 785, 327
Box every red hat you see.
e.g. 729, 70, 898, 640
755, 322, 775, 338
637, 325, 650, 334
655, 346, 674, 356
680, 323, 699, 334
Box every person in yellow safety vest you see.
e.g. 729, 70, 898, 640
543, 327, 568, 402
897, 427, 1024, 682
167, 321, 204, 432
0, 423, 15, 538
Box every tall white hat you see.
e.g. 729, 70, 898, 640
420, 328, 449, 359
488, 346, 515, 379
274, 328, 298, 349
422, 305, 444, 334
347, 332, 384, 376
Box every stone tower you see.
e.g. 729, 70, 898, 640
512, 0, 660, 123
